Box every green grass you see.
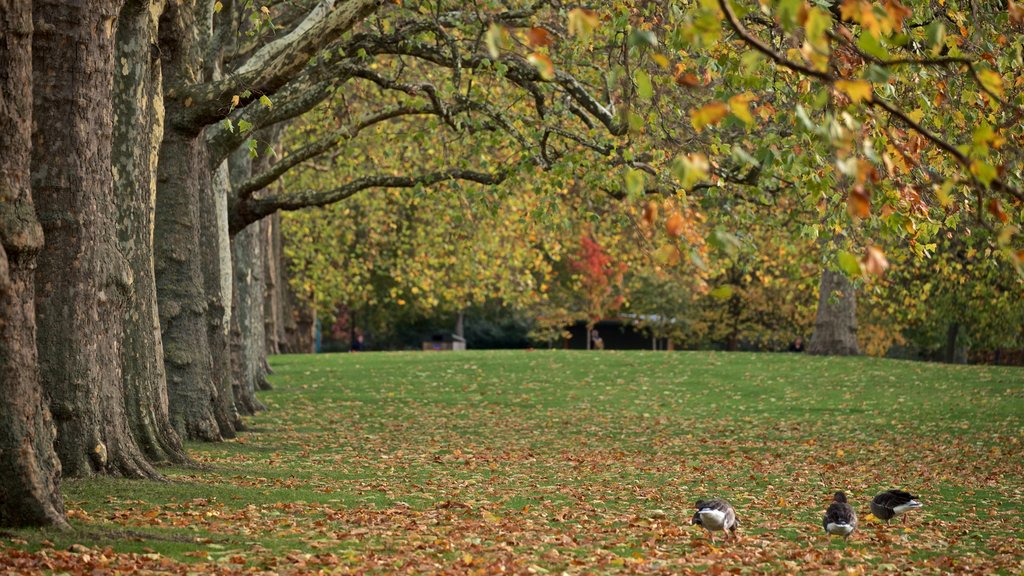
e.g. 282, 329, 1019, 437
3, 350, 1022, 574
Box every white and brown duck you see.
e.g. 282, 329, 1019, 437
691, 498, 740, 542
822, 491, 857, 540
870, 489, 923, 524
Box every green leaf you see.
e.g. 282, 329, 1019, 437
635, 70, 654, 100
624, 168, 645, 199
259, 94, 273, 108
709, 285, 734, 300
628, 29, 658, 50
857, 33, 890, 60
238, 119, 254, 133
925, 21, 945, 55
838, 251, 862, 277
709, 228, 741, 257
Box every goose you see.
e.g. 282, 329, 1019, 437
691, 499, 739, 542
822, 491, 857, 540
870, 489, 923, 524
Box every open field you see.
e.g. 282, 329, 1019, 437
2, 350, 1022, 574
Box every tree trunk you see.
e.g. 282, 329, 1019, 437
263, 213, 286, 356
807, 269, 860, 356
0, 0, 69, 527
32, 0, 159, 479
155, 0, 225, 442
282, 269, 316, 353
204, 161, 242, 437
231, 223, 270, 414
113, 0, 190, 465
944, 322, 968, 364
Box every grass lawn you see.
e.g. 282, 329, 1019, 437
3, 350, 1022, 574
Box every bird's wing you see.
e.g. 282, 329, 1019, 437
875, 490, 915, 509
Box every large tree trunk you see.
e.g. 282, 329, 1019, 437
807, 269, 860, 356
113, 0, 190, 465
0, 0, 69, 527
155, 0, 227, 442
32, 0, 158, 479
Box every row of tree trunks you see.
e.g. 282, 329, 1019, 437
0, 0, 68, 527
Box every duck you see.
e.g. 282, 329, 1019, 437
822, 491, 857, 540
870, 489, 923, 524
691, 499, 739, 542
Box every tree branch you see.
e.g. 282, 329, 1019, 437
230, 167, 512, 233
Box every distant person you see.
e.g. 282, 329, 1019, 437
788, 337, 805, 352
591, 328, 605, 350
351, 332, 364, 352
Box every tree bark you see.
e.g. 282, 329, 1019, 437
155, 0, 226, 442
807, 268, 860, 356
231, 224, 270, 414
263, 213, 286, 356
0, 0, 69, 527
32, 0, 159, 479
204, 161, 243, 437
113, 0, 191, 465
944, 322, 968, 364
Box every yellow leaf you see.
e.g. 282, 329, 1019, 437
728, 93, 757, 125
568, 8, 599, 40
230, 94, 240, 107
485, 24, 507, 59
835, 79, 873, 103
976, 68, 1005, 98
651, 53, 670, 69
690, 101, 728, 132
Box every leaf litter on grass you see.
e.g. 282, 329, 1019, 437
2, 351, 1022, 574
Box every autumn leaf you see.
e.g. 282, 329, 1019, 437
861, 246, 889, 276
883, 0, 913, 31
976, 68, 1005, 98
528, 53, 556, 80
485, 23, 507, 58
691, 101, 728, 132
673, 63, 700, 87
653, 243, 680, 265
567, 8, 599, 40
665, 212, 686, 238
835, 79, 873, 103
1011, 1, 1024, 25
987, 198, 1009, 223
847, 186, 871, 219
641, 201, 658, 227
526, 27, 553, 48
728, 93, 757, 125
